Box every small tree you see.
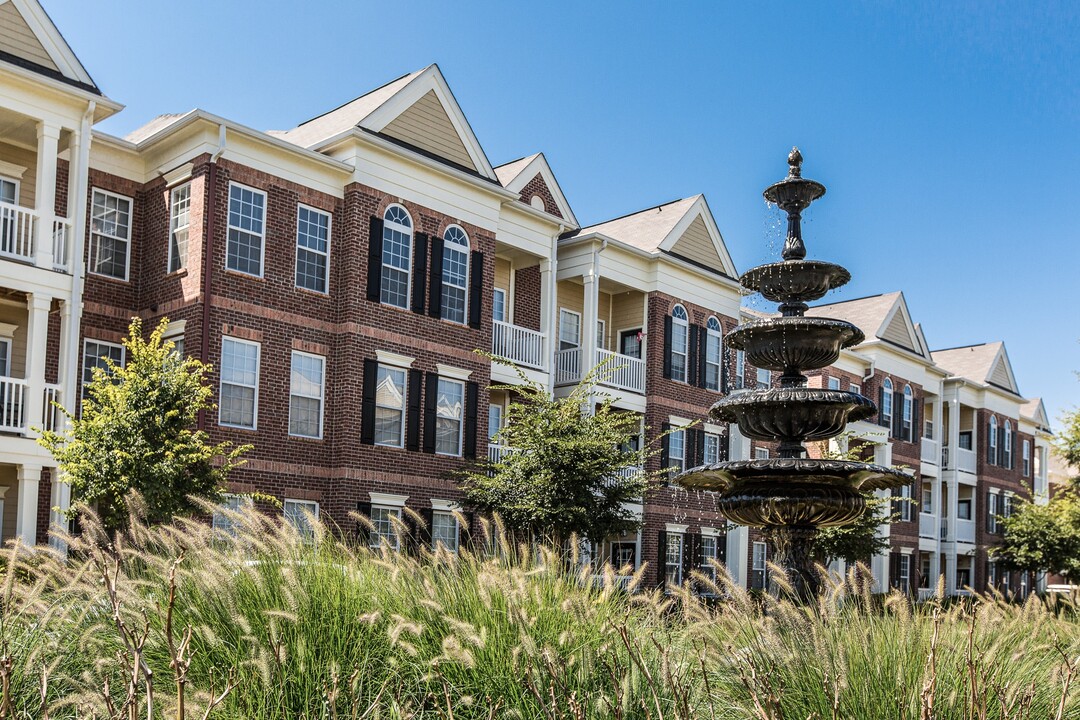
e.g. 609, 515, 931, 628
457, 359, 661, 545
39, 317, 249, 533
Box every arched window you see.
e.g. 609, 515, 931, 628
1004, 420, 1013, 469
881, 377, 893, 426
670, 305, 689, 382
903, 385, 913, 441
989, 415, 998, 465
705, 316, 722, 391
441, 225, 469, 324
381, 205, 412, 309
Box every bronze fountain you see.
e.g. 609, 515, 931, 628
678, 148, 911, 597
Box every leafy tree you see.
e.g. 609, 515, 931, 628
456, 359, 661, 544
39, 317, 249, 533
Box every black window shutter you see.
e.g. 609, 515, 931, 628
419, 507, 434, 550
687, 325, 699, 387
698, 328, 710, 388
459, 512, 475, 550
428, 236, 444, 319
356, 501, 372, 544
987, 422, 995, 464
361, 359, 378, 445
720, 343, 730, 393
889, 552, 901, 588
717, 532, 728, 564
696, 428, 707, 467
469, 251, 484, 329
423, 373, 438, 453
997, 427, 1005, 467
411, 233, 429, 314
657, 530, 668, 590
911, 400, 919, 443
684, 428, 696, 471
720, 431, 730, 462
891, 488, 901, 517
406, 369, 422, 451
366, 216, 383, 302
659, 422, 671, 469
683, 533, 700, 587
986, 491, 995, 533
662, 315, 673, 379
892, 391, 903, 438
464, 381, 479, 459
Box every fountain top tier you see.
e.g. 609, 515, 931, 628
764, 147, 826, 263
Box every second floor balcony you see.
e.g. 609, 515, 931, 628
941, 446, 977, 474
491, 320, 546, 371
555, 347, 646, 394
0, 377, 63, 435
0, 203, 70, 272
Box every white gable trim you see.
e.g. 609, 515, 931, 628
876, 294, 922, 356
501, 152, 578, 228
11, 0, 96, 87
657, 195, 738, 278
359, 65, 497, 182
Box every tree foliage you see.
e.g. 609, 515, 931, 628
456, 358, 661, 544
39, 317, 249, 533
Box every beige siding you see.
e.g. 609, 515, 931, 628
609, 290, 646, 350
382, 90, 476, 171
557, 281, 584, 344
597, 292, 611, 349
494, 257, 511, 293
0, 465, 17, 542
881, 312, 915, 350
0, 141, 37, 209
990, 358, 1012, 389
0, 3, 58, 71
670, 216, 720, 268
0, 301, 28, 377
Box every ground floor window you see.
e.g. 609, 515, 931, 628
751, 541, 768, 590
432, 510, 459, 552
211, 494, 252, 537
370, 505, 401, 550
700, 534, 719, 586
283, 499, 318, 539
665, 534, 683, 587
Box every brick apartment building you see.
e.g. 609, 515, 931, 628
0, 0, 1057, 596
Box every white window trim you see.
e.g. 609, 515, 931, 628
283, 498, 319, 523
435, 376, 466, 458
375, 363, 407, 448
705, 317, 722, 391
90, 188, 133, 282
82, 339, 126, 397
288, 350, 325, 439
370, 504, 403, 550
828, 376, 841, 391
375, 349, 415, 368
167, 182, 191, 274
218, 336, 260, 430
430, 498, 459, 512
431, 507, 460, 552
162, 162, 193, 187
882, 378, 894, 422
441, 225, 470, 325
849, 382, 861, 394
435, 363, 472, 381
559, 308, 581, 350
295, 203, 332, 294
735, 349, 746, 389
0, 162, 27, 180
596, 319, 606, 351
671, 305, 689, 383
0, 175, 20, 204
1022, 439, 1031, 477
381, 204, 413, 310
1004, 420, 1013, 467
492, 287, 507, 323
370, 492, 408, 507
755, 447, 770, 460
226, 182, 267, 278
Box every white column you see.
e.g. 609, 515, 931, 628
23, 293, 50, 435
34, 122, 60, 269
581, 271, 599, 382
15, 464, 41, 547
49, 473, 70, 553
539, 258, 553, 378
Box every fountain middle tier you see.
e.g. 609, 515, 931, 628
740, 260, 851, 307
726, 316, 864, 372
711, 387, 875, 445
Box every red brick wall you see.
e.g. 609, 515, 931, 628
512, 265, 541, 330
516, 173, 562, 220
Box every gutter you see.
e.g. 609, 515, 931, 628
198, 124, 226, 429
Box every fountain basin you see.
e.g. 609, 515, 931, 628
740, 260, 851, 304
678, 457, 913, 494
764, 176, 826, 211
710, 388, 875, 443
716, 483, 865, 527
726, 317, 864, 372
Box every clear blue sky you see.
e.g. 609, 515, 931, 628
45, 0, 1080, 425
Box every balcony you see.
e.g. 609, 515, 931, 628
942, 446, 976, 474
0, 202, 71, 272
487, 443, 515, 464
491, 320, 546, 371
555, 348, 646, 394
0, 378, 63, 435
956, 519, 975, 544
919, 512, 936, 539
920, 437, 939, 465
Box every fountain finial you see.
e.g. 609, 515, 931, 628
788, 147, 803, 178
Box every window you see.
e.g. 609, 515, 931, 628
959, 431, 973, 450
849, 382, 861, 395
700, 534, 719, 585
987, 560, 999, 588
828, 376, 841, 391
756, 367, 771, 389
896, 554, 911, 592
435, 377, 464, 456
219, 338, 260, 429
925, 418, 934, 440
82, 340, 125, 398
0, 177, 17, 250
211, 494, 252, 537
704, 317, 722, 390
168, 183, 191, 273
283, 499, 318, 539
989, 416, 998, 465
668, 429, 686, 472
296, 205, 330, 293
226, 183, 266, 277
703, 432, 721, 465
441, 226, 469, 324
90, 189, 132, 280
432, 510, 459, 552
670, 305, 688, 382
620, 329, 642, 359
1022, 440, 1031, 477
488, 403, 503, 443
559, 309, 581, 351
957, 497, 972, 520
492, 288, 507, 323
665, 533, 683, 587
369, 505, 401, 550
288, 351, 325, 438
956, 565, 971, 590
903, 385, 913, 441
0, 338, 9, 377
755, 447, 770, 460
0, 176, 17, 204
1004, 420, 1013, 469
921, 483, 933, 513
734, 350, 746, 390
899, 484, 913, 521
881, 378, 893, 427
164, 328, 184, 358
374, 364, 407, 447
380, 205, 412, 308
751, 542, 768, 590
596, 319, 606, 351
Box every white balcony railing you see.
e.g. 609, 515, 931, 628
942, 446, 977, 473
920, 437, 939, 465
51, 218, 70, 272
554, 347, 581, 386
491, 320, 545, 370
42, 383, 62, 433
956, 519, 976, 543
0, 376, 28, 433
555, 347, 646, 394
487, 443, 515, 464
919, 512, 936, 539
0, 202, 35, 262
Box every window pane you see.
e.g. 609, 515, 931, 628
91, 192, 132, 280
441, 231, 468, 324
82, 341, 124, 398
375, 365, 405, 446
432, 511, 458, 551
370, 506, 400, 549
289, 352, 324, 438
284, 500, 318, 538
227, 185, 265, 276
559, 310, 580, 349
492, 289, 506, 323
169, 184, 191, 273
220, 339, 258, 428
381, 211, 412, 308
436, 378, 464, 455
296, 206, 330, 292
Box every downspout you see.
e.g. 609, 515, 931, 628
862, 357, 876, 383
198, 124, 226, 429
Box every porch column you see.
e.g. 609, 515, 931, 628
538, 258, 553, 375
49, 471, 70, 553
23, 293, 50, 435
33, 122, 60, 269
15, 463, 41, 547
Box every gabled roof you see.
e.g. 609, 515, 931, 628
0, 0, 100, 93
570, 195, 738, 278
269, 64, 497, 181
493, 152, 578, 227
931, 341, 1021, 395
1021, 397, 1051, 430
807, 291, 926, 358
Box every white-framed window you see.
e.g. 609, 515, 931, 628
596, 319, 606, 351
849, 382, 861, 395
296, 205, 330, 293
899, 484, 913, 522
734, 349, 746, 389
670, 305, 688, 382
703, 432, 721, 465
0, 176, 17, 204
921, 483, 932, 513
665, 533, 683, 587
436, 377, 464, 456
370, 505, 401, 550
0, 337, 10, 377
90, 189, 132, 280
559, 309, 581, 351
700, 533, 719, 585
492, 288, 507, 323
925, 417, 934, 440
1004, 420, 1013, 469
897, 554, 911, 591
668, 429, 686, 472
751, 541, 768, 590
882, 378, 894, 426
289, 351, 325, 438
903, 385, 914, 441
375, 364, 407, 447
211, 494, 252, 536
219, 337, 260, 429
381, 205, 412, 309
989, 415, 998, 465
488, 402, 503, 443
1022, 439, 1031, 477
82, 340, 125, 398
168, 183, 191, 273
756, 366, 770, 389
828, 376, 841, 391
283, 499, 319, 539
432, 510, 459, 552
754, 447, 770, 460
987, 560, 999, 588
441, 225, 469, 324
226, 183, 266, 277
988, 491, 1001, 534
704, 317, 722, 391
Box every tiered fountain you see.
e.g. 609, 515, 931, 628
678, 148, 911, 598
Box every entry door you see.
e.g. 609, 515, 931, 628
619, 329, 642, 359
